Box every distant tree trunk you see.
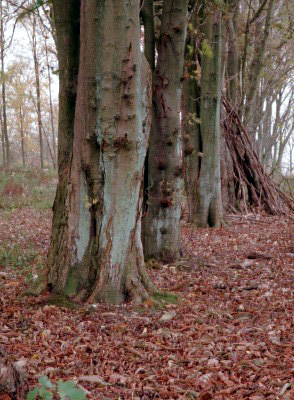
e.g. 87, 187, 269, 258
141, 0, 155, 213
220, 0, 241, 211
0, 0, 10, 168
272, 91, 294, 173
19, 104, 26, 167
196, 6, 223, 227
45, 37, 57, 167
272, 90, 282, 170
0, 102, 5, 165
226, 0, 240, 109
289, 140, 294, 173
32, 14, 44, 169
47, 0, 155, 304
259, 96, 273, 168
143, 0, 188, 261
182, 75, 202, 223
182, 12, 202, 223
244, 0, 274, 128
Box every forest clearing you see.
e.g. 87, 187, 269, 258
0, 171, 293, 399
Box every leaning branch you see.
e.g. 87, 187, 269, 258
222, 96, 294, 215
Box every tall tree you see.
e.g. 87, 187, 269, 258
243, 0, 274, 129
0, 0, 10, 167
44, 35, 57, 167
46, 0, 156, 304
143, 0, 188, 261
196, 3, 223, 226
182, 11, 202, 223
31, 13, 44, 169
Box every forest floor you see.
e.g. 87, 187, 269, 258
0, 204, 294, 399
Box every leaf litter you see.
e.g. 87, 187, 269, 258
0, 208, 293, 399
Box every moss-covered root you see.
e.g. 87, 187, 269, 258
22, 273, 48, 297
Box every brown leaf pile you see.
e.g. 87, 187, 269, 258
0, 209, 293, 399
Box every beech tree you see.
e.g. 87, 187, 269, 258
143, 0, 188, 261
46, 0, 156, 304
196, 4, 223, 226
0, 0, 10, 167
6, 60, 34, 167
182, 1, 224, 226
182, 12, 202, 224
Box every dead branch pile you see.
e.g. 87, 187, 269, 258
222, 96, 294, 215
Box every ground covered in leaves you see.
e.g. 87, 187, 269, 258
0, 208, 293, 399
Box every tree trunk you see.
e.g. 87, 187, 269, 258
225, 0, 240, 109
19, 104, 26, 167
143, 0, 188, 261
260, 96, 273, 169
196, 7, 223, 227
182, 76, 201, 223
45, 37, 57, 167
182, 14, 202, 223
0, 0, 10, 168
244, 0, 274, 127
47, 0, 155, 304
0, 101, 5, 166
141, 0, 155, 214
32, 14, 44, 169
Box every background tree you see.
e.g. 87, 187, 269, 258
143, 0, 189, 261
0, 0, 10, 167
196, 2, 223, 226
182, 12, 202, 224
6, 59, 34, 167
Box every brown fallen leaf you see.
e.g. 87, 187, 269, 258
77, 375, 109, 386
159, 310, 177, 322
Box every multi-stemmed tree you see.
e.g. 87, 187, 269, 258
46, 0, 157, 304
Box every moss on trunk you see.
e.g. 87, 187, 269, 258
143, 0, 189, 261
47, 0, 156, 304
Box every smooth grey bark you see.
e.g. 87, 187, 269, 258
272, 91, 294, 172
143, 0, 188, 261
0, 0, 9, 167
244, 0, 274, 126
182, 77, 202, 223
225, 0, 240, 109
19, 104, 26, 167
196, 7, 223, 227
47, 0, 155, 304
45, 37, 57, 167
0, 99, 5, 165
259, 96, 273, 167
182, 13, 202, 223
31, 14, 44, 169
141, 0, 155, 213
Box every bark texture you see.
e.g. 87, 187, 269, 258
196, 7, 223, 227
244, 0, 274, 127
182, 14, 202, 223
48, 0, 155, 304
0, 0, 10, 167
32, 14, 44, 169
143, 0, 188, 261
